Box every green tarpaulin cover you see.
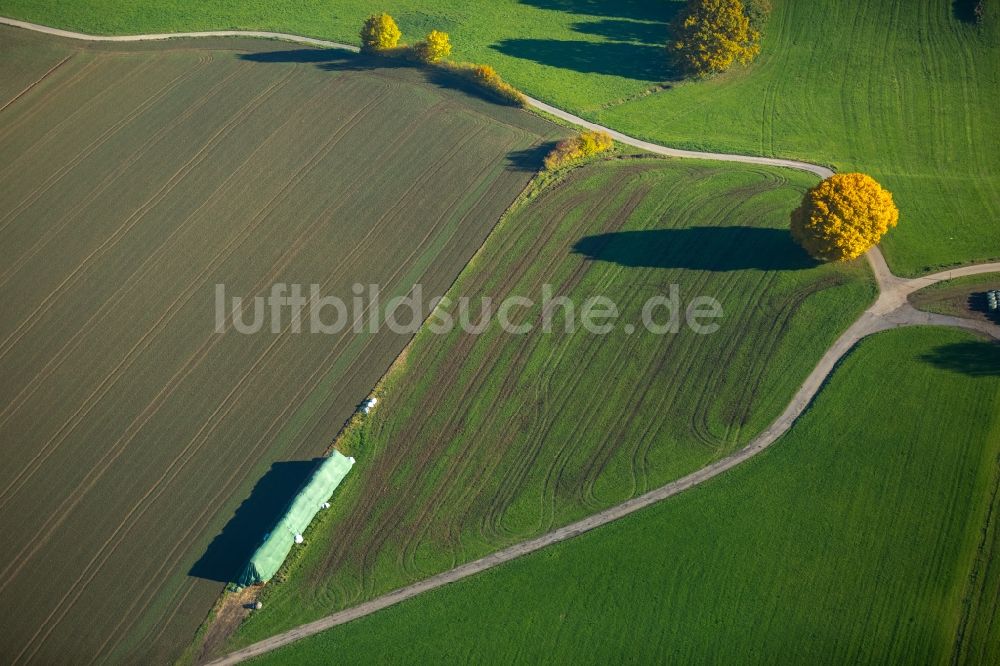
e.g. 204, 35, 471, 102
237, 452, 355, 587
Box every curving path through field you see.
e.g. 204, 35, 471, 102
1, 16, 997, 664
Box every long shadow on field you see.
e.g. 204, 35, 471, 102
518, 0, 680, 23
240, 48, 407, 69
492, 39, 673, 81
571, 18, 669, 45
507, 142, 558, 171
189, 458, 323, 583
921, 341, 1000, 377
239, 48, 530, 109
239, 48, 348, 64
572, 227, 817, 271
502, 0, 682, 81
953, 0, 984, 23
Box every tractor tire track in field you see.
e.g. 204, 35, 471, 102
476, 172, 651, 539
402, 171, 646, 565
573, 171, 788, 505
0, 76, 360, 512
0, 52, 73, 114
0, 67, 314, 513
310, 181, 602, 591
0, 58, 242, 288
0, 17, 997, 664
338, 130, 556, 567
0, 56, 173, 227
555, 177, 693, 505
573, 177, 755, 497
0, 63, 296, 366
322, 178, 579, 590
0, 69, 371, 419
63, 90, 467, 662
0, 52, 147, 144
380, 170, 644, 576
288, 115, 524, 580
31, 87, 520, 660
496, 178, 657, 526
448, 187, 605, 547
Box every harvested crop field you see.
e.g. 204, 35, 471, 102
0, 26, 558, 663
229, 157, 876, 649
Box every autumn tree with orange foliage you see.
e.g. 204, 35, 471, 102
791, 173, 899, 262
669, 0, 760, 76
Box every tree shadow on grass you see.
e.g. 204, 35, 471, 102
492, 39, 675, 81
570, 18, 669, 46
571, 227, 818, 271
510, 0, 685, 82
189, 458, 322, 583
952, 0, 983, 23
921, 341, 1000, 377
518, 0, 681, 23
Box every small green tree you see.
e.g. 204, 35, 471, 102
360, 13, 402, 52
669, 0, 761, 76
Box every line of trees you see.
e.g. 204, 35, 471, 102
359, 13, 451, 62
357, 13, 525, 106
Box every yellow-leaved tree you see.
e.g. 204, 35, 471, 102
419, 30, 452, 62
360, 13, 402, 52
669, 0, 760, 76
791, 173, 900, 262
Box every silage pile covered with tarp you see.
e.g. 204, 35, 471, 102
237, 451, 355, 587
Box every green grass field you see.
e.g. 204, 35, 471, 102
0, 26, 557, 663
2, 0, 997, 274
596, 0, 1000, 276
251, 326, 1000, 664
222, 157, 874, 653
